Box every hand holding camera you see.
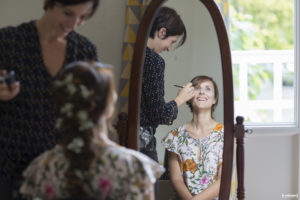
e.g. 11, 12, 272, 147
0, 70, 19, 101
1, 70, 16, 91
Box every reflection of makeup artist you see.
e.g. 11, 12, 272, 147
0, 0, 99, 198
140, 7, 195, 162
162, 76, 224, 200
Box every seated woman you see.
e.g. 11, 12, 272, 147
19, 61, 164, 200
162, 75, 223, 200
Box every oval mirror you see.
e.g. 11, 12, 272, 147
126, 0, 234, 199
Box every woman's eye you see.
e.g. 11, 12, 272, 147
80, 15, 88, 20
64, 11, 73, 16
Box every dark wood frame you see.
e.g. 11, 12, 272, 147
235, 116, 246, 199
125, 0, 235, 199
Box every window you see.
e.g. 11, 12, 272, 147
230, 0, 299, 128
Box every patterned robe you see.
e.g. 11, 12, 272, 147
20, 143, 164, 200
162, 123, 224, 199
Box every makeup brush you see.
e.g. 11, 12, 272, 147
173, 84, 184, 88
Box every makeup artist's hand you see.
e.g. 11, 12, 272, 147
0, 70, 20, 101
174, 82, 195, 107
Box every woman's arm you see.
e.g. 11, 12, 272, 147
191, 164, 222, 200
142, 52, 194, 126
168, 151, 193, 200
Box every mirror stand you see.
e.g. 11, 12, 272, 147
115, 0, 244, 199
235, 116, 246, 200
116, 112, 128, 147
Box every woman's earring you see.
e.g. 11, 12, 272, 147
159, 31, 166, 39
159, 33, 165, 39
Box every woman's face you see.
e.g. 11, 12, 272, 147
47, 2, 94, 36
191, 80, 216, 112
153, 31, 180, 54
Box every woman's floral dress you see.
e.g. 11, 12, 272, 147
162, 123, 224, 199
20, 143, 164, 200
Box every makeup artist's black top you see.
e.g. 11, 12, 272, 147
140, 47, 178, 134
0, 20, 98, 183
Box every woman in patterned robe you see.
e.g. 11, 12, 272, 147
162, 75, 224, 200
20, 61, 164, 200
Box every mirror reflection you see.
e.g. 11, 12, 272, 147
156, 0, 224, 164
138, 0, 224, 199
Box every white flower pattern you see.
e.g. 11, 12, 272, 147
77, 110, 94, 131
67, 137, 84, 153
60, 103, 73, 117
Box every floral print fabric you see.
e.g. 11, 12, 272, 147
162, 123, 224, 198
20, 143, 164, 200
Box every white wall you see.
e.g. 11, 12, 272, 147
244, 133, 299, 199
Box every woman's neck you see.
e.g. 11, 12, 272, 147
187, 110, 216, 138
93, 119, 112, 146
36, 15, 65, 43
147, 38, 158, 53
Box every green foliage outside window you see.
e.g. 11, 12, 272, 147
230, 0, 294, 122
247, 64, 273, 100
230, 0, 294, 51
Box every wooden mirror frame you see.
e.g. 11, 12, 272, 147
124, 0, 234, 199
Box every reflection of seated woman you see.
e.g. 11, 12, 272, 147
162, 75, 224, 200
19, 61, 164, 200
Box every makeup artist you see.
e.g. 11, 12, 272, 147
140, 6, 195, 163
0, 0, 99, 198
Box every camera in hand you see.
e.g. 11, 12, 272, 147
2, 71, 16, 90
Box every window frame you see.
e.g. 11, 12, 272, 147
231, 0, 300, 134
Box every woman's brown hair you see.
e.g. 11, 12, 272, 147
44, 0, 100, 18
52, 61, 114, 196
187, 75, 219, 118
149, 6, 187, 47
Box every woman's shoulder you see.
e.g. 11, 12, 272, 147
106, 143, 158, 164
68, 31, 96, 47
101, 143, 164, 180
213, 123, 224, 133
32, 145, 64, 163
67, 31, 97, 59
210, 122, 224, 140
171, 124, 188, 136
0, 21, 35, 39
162, 125, 187, 143
95, 144, 165, 184
23, 145, 64, 175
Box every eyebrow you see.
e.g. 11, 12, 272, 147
64, 7, 92, 18
64, 7, 74, 14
